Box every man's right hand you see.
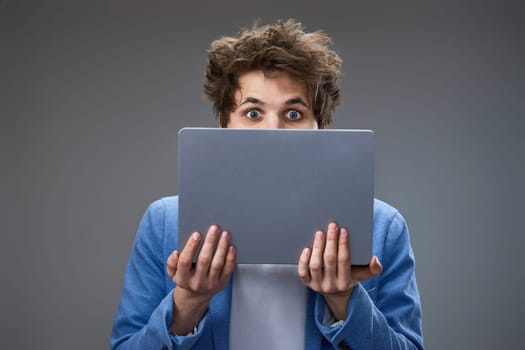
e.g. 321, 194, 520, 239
166, 225, 236, 335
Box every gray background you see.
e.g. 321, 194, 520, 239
1, 0, 523, 349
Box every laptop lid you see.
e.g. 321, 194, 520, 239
178, 128, 375, 264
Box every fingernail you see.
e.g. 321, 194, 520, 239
299, 248, 310, 264
192, 232, 201, 240
315, 231, 324, 240
340, 227, 348, 237
221, 230, 229, 239
329, 222, 337, 231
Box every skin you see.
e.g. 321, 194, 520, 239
166, 70, 382, 335
226, 70, 318, 129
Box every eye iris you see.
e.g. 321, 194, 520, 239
288, 110, 300, 120
248, 110, 259, 119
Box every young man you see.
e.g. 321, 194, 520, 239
110, 20, 424, 350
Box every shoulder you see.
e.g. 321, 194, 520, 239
146, 195, 179, 214
141, 196, 178, 224
137, 196, 179, 238
136, 196, 180, 255
145, 195, 179, 232
372, 198, 410, 251
373, 198, 404, 228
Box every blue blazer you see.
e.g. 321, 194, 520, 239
110, 196, 424, 349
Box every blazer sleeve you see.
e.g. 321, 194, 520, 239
110, 199, 208, 350
314, 212, 424, 350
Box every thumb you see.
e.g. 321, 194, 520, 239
351, 256, 383, 281
370, 256, 383, 276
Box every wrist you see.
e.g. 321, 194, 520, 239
171, 287, 212, 335
323, 287, 355, 321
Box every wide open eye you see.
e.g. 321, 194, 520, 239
285, 109, 302, 120
245, 109, 262, 120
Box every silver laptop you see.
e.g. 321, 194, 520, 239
178, 128, 375, 265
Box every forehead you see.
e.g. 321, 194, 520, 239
235, 70, 309, 103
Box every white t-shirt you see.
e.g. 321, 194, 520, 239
229, 264, 307, 350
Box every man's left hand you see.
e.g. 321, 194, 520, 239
298, 222, 383, 321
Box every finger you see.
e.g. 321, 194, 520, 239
195, 225, 220, 276
350, 265, 373, 281
309, 230, 325, 284
167, 250, 179, 278
370, 256, 383, 275
177, 231, 202, 280
337, 227, 351, 283
209, 230, 232, 279
351, 256, 383, 281
219, 245, 237, 282
323, 222, 339, 281
298, 247, 312, 284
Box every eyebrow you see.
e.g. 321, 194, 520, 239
239, 97, 264, 106
239, 96, 309, 108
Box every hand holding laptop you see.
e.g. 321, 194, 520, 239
298, 222, 383, 321
167, 220, 382, 330
167, 225, 236, 336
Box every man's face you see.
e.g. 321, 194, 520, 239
227, 70, 318, 129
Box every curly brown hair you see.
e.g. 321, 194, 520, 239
203, 19, 343, 128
